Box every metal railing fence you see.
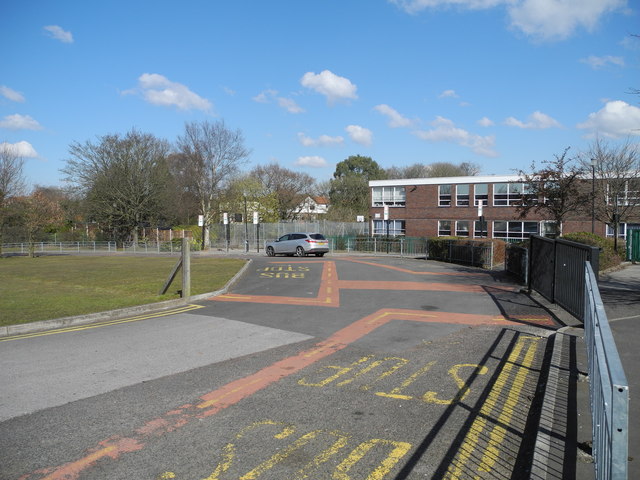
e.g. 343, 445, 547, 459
426, 239, 495, 269
2, 241, 118, 254
529, 235, 600, 320
584, 262, 629, 480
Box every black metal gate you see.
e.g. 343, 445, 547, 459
528, 235, 600, 320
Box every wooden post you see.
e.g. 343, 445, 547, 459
182, 238, 190, 298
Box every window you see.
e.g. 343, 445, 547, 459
474, 219, 488, 237
474, 184, 488, 206
455, 220, 470, 237
608, 223, 640, 238
373, 219, 405, 236
439, 184, 452, 207
372, 186, 406, 207
607, 180, 640, 206
493, 221, 539, 240
540, 221, 560, 238
493, 183, 528, 206
456, 185, 470, 206
438, 220, 452, 236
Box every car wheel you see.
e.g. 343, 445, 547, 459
266, 246, 275, 257
296, 246, 305, 257
315, 253, 325, 257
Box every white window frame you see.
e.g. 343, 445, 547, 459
492, 220, 539, 240
372, 186, 406, 207
474, 184, 488, 206
373, 219, 406, 236
438, 220, 452, 236
456, 184, 470, 207
455, 220, 470, 237
493, 183, 531, 207
439, 185, 452, 207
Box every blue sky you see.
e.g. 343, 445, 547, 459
1, 0, 639, 189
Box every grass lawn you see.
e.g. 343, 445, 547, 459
0, 255, 246, 327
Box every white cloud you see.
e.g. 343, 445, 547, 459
298, 132, 344, 147
294, 156, 328, 168
374, 104, 413, 128
345, 125, 373, 146
504, 111, 562, 129
0, 114, 43, 130
129, 73, 212, 112
413, 116, 497, 157
580, 55, 625, 69
253, 89, 304, 113
253, 89, 278, 103
277, 97, 305, 114
0, 86, 25, 103
577, 100, 640, 138
300, 70, 358, 103
439, 89, 459, 98
508, 0, 626, 42
477, 116, 495, 127
389, 0, 504, 14
389, 0, 627, 42
0, 141, 38, 158
43, 25, 73, 43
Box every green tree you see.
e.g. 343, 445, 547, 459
62, 129, 172, 245
329, 155, 386, 221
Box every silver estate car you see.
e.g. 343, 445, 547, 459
265, 233, 329, 257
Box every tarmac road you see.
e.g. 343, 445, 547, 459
0, 255, 564, 480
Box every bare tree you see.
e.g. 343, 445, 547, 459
581, 138, 640, 250
386, 161, 480, 179
516, 147, 588, 235
62, 129, 172, 245
177, 121, 250, 249
250, 163, 315, 220
0, 144, 26, 255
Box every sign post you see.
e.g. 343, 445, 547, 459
253, 211, 260, 252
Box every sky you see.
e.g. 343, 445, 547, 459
1, 0, 639, 190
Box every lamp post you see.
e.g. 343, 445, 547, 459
591, 158, 596, 234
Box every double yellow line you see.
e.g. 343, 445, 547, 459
0, 304, 205, 342
446, 335, 540, 479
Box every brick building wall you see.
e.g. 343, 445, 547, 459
369, 175, 626, 239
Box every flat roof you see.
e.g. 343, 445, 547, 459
369, 174, 523, 187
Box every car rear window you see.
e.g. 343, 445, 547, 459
310, 234, 326, 240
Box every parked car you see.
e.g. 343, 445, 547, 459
265, 233, 329, 257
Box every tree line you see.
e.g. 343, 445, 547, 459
0, 120, 480, 250
1, 119, 638, 253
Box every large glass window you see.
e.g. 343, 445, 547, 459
438, 220, 452, 236
372, 186, 406, 207
474, 184, 488, 206
493, 221, 539, 240
439, 185, 452, 207
456, 185, 470, 206
493, 183, 529, 206
373, 219, 406, 236
455, 220, 470, 237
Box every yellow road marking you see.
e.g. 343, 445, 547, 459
445, 335, 540, 479
0, 305, 205, 342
